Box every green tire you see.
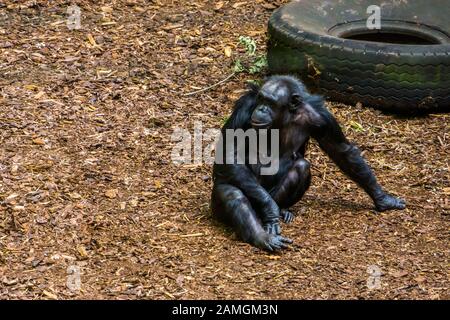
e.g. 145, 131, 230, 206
268, 0, 450, 113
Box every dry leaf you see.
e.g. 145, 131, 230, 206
414, 276, 426, 283
77, 246, 88, 258
87, 34, 97, 46
32, 137, 45, 145
24, 84, 39, 91
43, 290, 58, 299
391, 270, 408, 278
5, 193, 19, 204
11, 164, 19, 174
262, 3, 276, 10
34, 91, 45, 99
69, 192, 82, 199
134, 6, 146, 12
163, 23, 183, 31
224, 46, 232, 57
105, 189, 119, 199
101, 6, 113, 13
232, 2, 247, 9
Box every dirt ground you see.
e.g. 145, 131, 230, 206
0, 0, 449, 300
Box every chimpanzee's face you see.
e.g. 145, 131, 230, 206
250, 80, 303, 129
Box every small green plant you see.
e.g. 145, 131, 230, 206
184, 36, 266, 96
233, 59, 245, 73
221, 115, 230, 125
233, 36, 268, 75
238, 36, 257, 56
248, 55, 268, 74
349, 120, 365, 132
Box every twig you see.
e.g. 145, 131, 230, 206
183, 72, 236, 96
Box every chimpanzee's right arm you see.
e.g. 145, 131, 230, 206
213, 88, 281, 233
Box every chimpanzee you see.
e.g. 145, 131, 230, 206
211, 75, 406, 251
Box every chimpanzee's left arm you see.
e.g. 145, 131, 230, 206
310, 101, 406, 211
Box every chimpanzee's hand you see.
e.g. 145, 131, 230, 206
263, 221, 281, 235
254, 232, 293, 252
374, 193, 406, 212
281, 209, 295, 223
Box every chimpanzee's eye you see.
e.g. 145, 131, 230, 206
291, 93, 303, 105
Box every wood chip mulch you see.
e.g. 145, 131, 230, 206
0, 0, 448, 299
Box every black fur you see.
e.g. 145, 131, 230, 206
212, 76, 406, 251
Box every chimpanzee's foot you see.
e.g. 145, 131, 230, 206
254, 232, 293, 252
281, 209, 295, 223
374, 193, 406, 212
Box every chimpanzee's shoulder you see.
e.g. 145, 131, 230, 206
306, 94, 326, 112
307, 94, 334, 122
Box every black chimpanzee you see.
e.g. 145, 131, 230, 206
211, 75, 406, 251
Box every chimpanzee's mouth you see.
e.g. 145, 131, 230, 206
251, 121, 271, 129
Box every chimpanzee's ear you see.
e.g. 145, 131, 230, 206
289, 93, 303, 112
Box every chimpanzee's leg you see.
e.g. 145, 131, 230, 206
211, 184, 292, 251
269, 158, 311, 222
212, 184, 263, 242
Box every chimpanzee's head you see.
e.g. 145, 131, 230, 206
250, 76, 310, 129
